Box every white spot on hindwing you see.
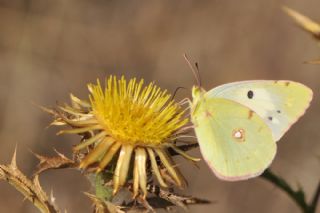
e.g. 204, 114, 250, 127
234, 131, 242, 138
232, 128, 246, 142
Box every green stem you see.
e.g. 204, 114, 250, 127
261, 169, 319, 213
309, 181, 320, 213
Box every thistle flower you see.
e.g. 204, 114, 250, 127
52, 76, 199, 198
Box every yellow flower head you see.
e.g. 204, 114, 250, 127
52, 76, 199, 198
89, 76, 186, 145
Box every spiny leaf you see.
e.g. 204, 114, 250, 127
135, 196, 155, 213
124, 184, 211, 211
84, 193, 124, 213
0, 149, 59, 213
32, 150, 75, 176
146, 184, 211, 210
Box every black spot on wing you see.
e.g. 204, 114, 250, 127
247, 90, 254, 99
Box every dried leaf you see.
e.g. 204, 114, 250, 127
147, 184, 211, 210
283, 6, 320, 40
32, 103, 57, 116
305, 59, 320, 64
124, 184, 211, 211
136, 196, 155, 213
32, 150, 75, 175
70, 93, 91, 109
85, 193, 124, 213
0, 148, 59, 213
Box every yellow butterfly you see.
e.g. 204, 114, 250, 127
187, 59, 313, 181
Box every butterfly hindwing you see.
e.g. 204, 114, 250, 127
192, 97, 276, 180
207, 80, 313, 141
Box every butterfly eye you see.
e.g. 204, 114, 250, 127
247, 90, 254, 99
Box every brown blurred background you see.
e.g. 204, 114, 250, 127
0, 0, 320, 212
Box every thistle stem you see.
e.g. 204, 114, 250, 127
261, 169, 319, 213
309, 181, 320, 213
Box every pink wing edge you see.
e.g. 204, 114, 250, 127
201, 146, 277, 181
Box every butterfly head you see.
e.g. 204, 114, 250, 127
191, 86, 206, 114
192, 86, 205, 99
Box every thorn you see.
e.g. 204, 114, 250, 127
30, 101, 56, 115
53, 149, 69, 160
95, 168, 102, 173
22, 196, 28, 203
29, 149, 47, 163
56, 131, 63, 135
33, 175, 41, 187
50, 189, 56, 204
10, 144, 18, 168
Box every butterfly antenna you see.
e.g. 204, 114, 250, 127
194, 62, 202, 87
171, 86, 187, 101
183, 53, 201, 87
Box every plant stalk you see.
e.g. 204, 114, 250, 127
261, 169, 319, 213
